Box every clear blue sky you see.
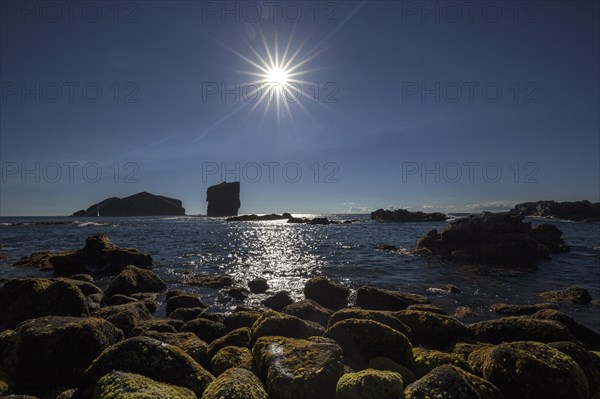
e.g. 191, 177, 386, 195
1, 1, 598, 216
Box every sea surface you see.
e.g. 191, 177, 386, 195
1, 214, 599, 332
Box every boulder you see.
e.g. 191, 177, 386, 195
169, 307, 207, 322
130, 319, 183, 336
0, 278, 89, 330
223, 311, 262, 331
548, 341, 600, 395
283, 299, 333, 327
490, 302, 557, 315
531, 223, 570, 252
207, 327, 251, 359
227, 287, 250, 300
405, 364, 502, 399
102, 294, 138, 307
411, 347, 471, 377
211, 346, 253, 376
201, 368, 268, 399
93, 301, 152, 337
394, 310, 469, 349
468, 316, 573, 344
262, 291, 294, 311
104, 265, 166, 297
371, 208, 447, 222
166, 293, 207, 317
324, 318, 413, 369
355, 286, 429, 311
248, 278, 269, 293
532, 309, 600, 349
0, 316, 123, 396
206, 182, 241, 217
143, 331, 208, 367
406, 304, 448, 315
72, 191, 185, 217
181, 318, 227, 344
327, 308, 413, 338
91, 371, 196, 399
511, 200, 600, 222
250, 311, 325, 344
84, 336, 214, 397
468, 341, 589, 399
303, 276, 349, 310
368, 357, 417, 385
335, 369, 404, 399
187, 274, 233, 288
252, 336, 344, 399
537, 286, 592, 304
50, 233, 152, 277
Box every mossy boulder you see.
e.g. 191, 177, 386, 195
548, 341, 600, 395
356, 286, 429, 311
394, 310, 469, 349
368, 357, 417, 385
207, 327, 251, 359
0, 368, 12, 395
102, 294, 138, 307
201, 368, 268, 399
223, 311, 263, 331
253, 336, 344, 399
130, 318, 183, 336
92, 371, 196, 399
104, 265, 166, 296
406, 304, 448, 315
93, 301, 152, 337
181, 318, 227, 344
262, 291, 295, 311
166, 293, 207, 317
411, 347, 471, 377
211, 346, 253, 376
468, 341, 589, 399
490, 302, 557, 315
0, 278, 89, 329
533, 309, 600, 349
451, 342, 494, 360
328, 308, 413, 339
283, 299, 333, 327
335, 369, 404, 399
170, 307, 207, 322
324, 318, 413, 369
303, 276, 349, 310
84, 336, 214, 397
143, 331, 209, 367
468, 316, 572, 344
405, 364, 502, 399
250, 311, 325, 344
537, 286, 592, 304
0, 316, 123, 396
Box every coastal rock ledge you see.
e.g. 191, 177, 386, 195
371, 208, 447, 222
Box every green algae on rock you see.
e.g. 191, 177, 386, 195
211, 346, 253, 376
368, 357, 417, 385
93, 301, 152, 337
468, 341, 589, 399
327, 308, 413, 339
142, 331, 209, 367
201, 368, 268, 399
355, 286, 429, 311
468, 316, 573, 344
104, 265, 167, 297
411, 347, 471, 377
207, 327, 251, 359
223, 310, 263, 331
282, 299, 333, 327
250, 310, 325, 344
336, 369, 404, 399
84, 336, 214, 397
252, 336, 344, 399
92, 371, 196, 399
393, 310, 469, 349
532, 309, 600, 349
181, 317, 227, 344
303, 276, 350, 310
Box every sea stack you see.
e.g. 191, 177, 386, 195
206, 182, 241, 217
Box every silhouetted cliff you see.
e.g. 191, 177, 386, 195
72, 192, 185, 217
206, 182, 241, 217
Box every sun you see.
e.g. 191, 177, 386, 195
266, 67, 289, 87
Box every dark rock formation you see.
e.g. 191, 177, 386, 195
303, 276, 349, 310
227, 213, 291, 221
537, 286, 592, 304
371, 208, 447, 222
511, 200, 600, 222
414, 212, 569, 267
72, 191, 185, 217
206, 182, 241, 217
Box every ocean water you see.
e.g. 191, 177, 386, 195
1, 214, 599, 332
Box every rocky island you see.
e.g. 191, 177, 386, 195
72, 192, 185, 217
511, 200, 600, 222
371, 208, 448, 222
206, 182, 241, 217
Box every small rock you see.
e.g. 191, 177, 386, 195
222, 311, 262, 331
247, 278, 269, 294
93, 301, 152, 337
187, 274, 233, 288
283, 299, 333, 327
181, 318, 227, 344
262, 291, 294, 311
207, 327, 251, 359
250, 311, 325, 344
469, 316, 573, 344
169, 307, 206, 322
303, 276, 350, 310
394, 310, 469, 349
355, 286, 429, 311
412, 347, 471, 377
406, 304, 448, 315
101, 294, 138, 307
211, 346, 253, 376
538, 286, 592, 304
166, 293, 206, 317
202, 368, 268, 399
336, 369, 404, 399
490, 302, 558, 315
227, 287, 250, 300
142, 331, 208, 367
104, 265, 166, 297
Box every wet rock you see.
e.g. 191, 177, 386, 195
211, 346, 253, 376
223, 310, 262, 331
394, 310, 469, 349
202, 368, 268, 399
490, 302, 557, 315
130, 319, 183, 336
93, 301, 152, 337
187, 274, 233, 288
227, 287, 250, 300
303, 276, 350, 310
452, 306, 482, 321
468, 316, 573, 344
181, 318, 227, 344
549, 341, 600, 395
531, 223, 570, 252
324, 318, 413, 369
166, 293, 207, 317
371, 208, 447, 222
511, 200, 600, 222
91, 371, 196, 398
376, 244, 399, 251
129, 292, 159, 313
169, 307, 206, 322
0, 316, 122, 396
143, 331, 208, 367
262, 291, 294, 311
50, 233, 152, 277
13, 251, 55, 270
406, 304, 448, 315
104, 265, 166, 297
250, 311, 325, 344
0, 368, 11, 395
248, 278, 269, 293
102, 294, 138, 307
207, 327, 251, 359
0, 278, 89, 330
532, 309, 600, 349
451, 342, 494, 360
253, 336, 344, 399
538, 286, 592, 304
468, 341, 589, 399
355, 286, 429, 311
84, 336, 214, 397
327, 308, 413, 339
336, 369, 404, 399
283, 299, 333, 327
368, 357, 417, 385
69, 274, 94, 282
206, 181, 241, 217
405, 364, 502, 399
412, 347, 471, 377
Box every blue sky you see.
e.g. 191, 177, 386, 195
1, 1, 599, 216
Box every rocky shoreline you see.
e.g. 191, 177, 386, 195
1, 234, 599, 398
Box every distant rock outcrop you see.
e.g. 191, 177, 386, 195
511, 200, 600, 222
371, 208, 448, 222
72, 192, 185, 217
206, 182, 241, 217
414, 212, 569, 267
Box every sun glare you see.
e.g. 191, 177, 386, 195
266, 67, 289, 87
